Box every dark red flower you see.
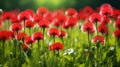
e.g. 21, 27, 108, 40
17, 32, 27, 41
89, 13, 102, 23
114, 19, 120, 29
81, 6, 94, 14
49, 42, 64, 51
0, 30, 11, 40
81, 21, 96, 33
100, 16, 110, 24
9, 31, 15, 38
25, 19, 34, 28
18, 11, 32, 21
99, 4, 113, 16
98, 24, 108, 34
67, 17, 78, 27
112, 9, 120, 20
37, 7, 48, 17
32, 32, 44, 40
32, 14, 43, 23
48, 28, 60, 36
45, 11, 53, 22
114, 29, 120, 38
92, 35, 105, 44
38, 19, 50, 28
22, 44, 30, 51
58, 30, 67, 37
25, 36, 35, 44
65, 8, 78, 18
78, 12, 88, 20
10, 23, 22, 32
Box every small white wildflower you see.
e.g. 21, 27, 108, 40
110, 47, 115, 51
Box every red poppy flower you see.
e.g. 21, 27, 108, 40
52, 19, 61, 27
25, 36, 35, 44
56, 15, 67, 25
37, 7, 48, 17
92, 35, 105, 44
112, 9, 120, 20
17, 32, 27, 41
22, 44, 30, 51
82, 6, 94, 14
65, 8, 78, 18
98, 24, 108, 34
25, 9, 34, 17
100, 16, 110, 24
25, 19, 34, 28
32, 14, 43, 23
62, 22, 70, 29
78, 12, 88, 20
1, 12, 15, 21
9, 31, 15, 39
11, 15, 21, 24
67, 17, 78, 27
81, 21, 96, 33
0, 30, 11, 40
114, 19, 120, 29
114, 29, 120, 38
32, 32, 44, 40
38, 19, 50, 28
18, 11, 32, 21
45, 11, 53, 22
10, 23, 22, 32
49, 42, 64, 51
99, 4, 113, 16
89, 13, 102, 23
48, 28, 60, 36
58, 30, 67, 37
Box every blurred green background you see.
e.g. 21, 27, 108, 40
0, 0, 120, 11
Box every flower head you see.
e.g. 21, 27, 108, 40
22, 44, 30, 51
32, 32, 44, 40
89, 13, 102, 23
98, 24, 108, 34
37, 7, 48, 17
65, 8, 78, 18
81, 21, 96, 33
114, 19, 120, 29
25, 36, 35, 44
58, 30, 67, 38
48, 28, 60, 36
114, 29, 120, 38
49, 42, 64, 51
92, 35, 105, 44
10, 23, 22, 32
0, 30, 11, 40
25, 19, 34, 28
17, 32, 27, 41
38, 19, 50, 28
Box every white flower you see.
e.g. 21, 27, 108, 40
63, 48, 74, 55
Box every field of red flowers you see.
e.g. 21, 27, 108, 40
0, 3, 120, 67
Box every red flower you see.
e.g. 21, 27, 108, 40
81, 21, 95, 33
1, 12, 15, 21
112, 9, 120, 20
49, 42, 64, 51
32, 32, 44, 40
99, 4, 113, 16
37, 7, 48, 17
25, 36, 35, 44
18, 11, 32, 21
114, 29, 120, 38
67, 17, 78, 27
38, 19, 50, 28
58, 30, 67, 37
65, 8, 78, 18
48, 28, 60, 36
10, 23, 22, 32
114, 19, 120, 29
17, 32, 27, 41
98, 24, 108, 34
56, 15, 67, 25
32, 14, 43, 23
25, 9, 35, 17
52, 19, 61, 27
22, 44, 30, 51
89, 13, 102, 23
0, 30, 11, 40
45, 11, 53, 22
9, 31, 15, 39
62, 22, 70, 29
11, 15, 21, 24
100, 16, 110, 24
92, 35, 105, 44
25, 19, 34, 28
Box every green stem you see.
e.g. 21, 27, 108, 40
95, 22, 98, 35
2, 40, 5, 60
